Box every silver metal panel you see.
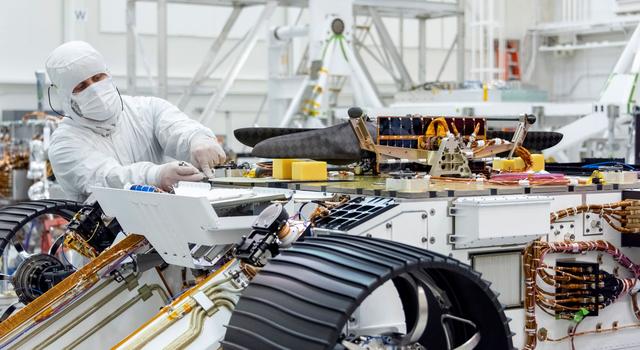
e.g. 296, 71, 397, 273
471, 251, 522, 307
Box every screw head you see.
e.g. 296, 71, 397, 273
385, 222, 392, 229
570, 224, 574, 228
537, 328, 548, 341
429, 237, 436, 244
421, 237, 428, 243
429, 209, 436, 216
421, 213, 428, 219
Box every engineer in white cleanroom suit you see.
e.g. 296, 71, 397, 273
46, 41, 225, 201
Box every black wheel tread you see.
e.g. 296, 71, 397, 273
222, 234, 513, 350
0, 200, 84, 254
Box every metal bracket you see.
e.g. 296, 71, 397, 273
508, 114, 536, 159
192, 291, 217, 316
124, 273, 139, 291
447, 234, 468, 245
138, 284, 153, 301
429, 137, 471, 177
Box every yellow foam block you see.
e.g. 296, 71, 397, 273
273, 159, 297, 179
501, 159, 516, 171
531, 154, 545, 172
513, 157, 525, 171
493, 159, 505, 170
292, 161, 328, 181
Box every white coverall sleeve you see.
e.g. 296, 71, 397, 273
48, 135, 162, 200
147, 97, 216, 161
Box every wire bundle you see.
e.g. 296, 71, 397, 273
0, 151, 29, 198
523, 239, 640, 349
550, 200, 640, 234
488, 173, 569, 186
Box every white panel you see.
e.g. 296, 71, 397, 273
452, 195, 552, 248
92, 187, 253, 267
349, 281, 406, 336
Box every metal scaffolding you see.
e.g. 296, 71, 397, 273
125, 0, 465, 125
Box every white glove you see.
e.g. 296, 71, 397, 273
155, 161, 205, 191
190, 135, 226, 178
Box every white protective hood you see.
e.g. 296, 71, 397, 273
45, 41, 120, 135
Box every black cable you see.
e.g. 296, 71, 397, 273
47, 85, 65, 117
297, 200, 329, 220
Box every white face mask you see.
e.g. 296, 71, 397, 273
70, 77, 122, 122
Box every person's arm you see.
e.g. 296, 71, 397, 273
147, 97, 225, 177
147, 97, 215, 161
49, 134, 162, 198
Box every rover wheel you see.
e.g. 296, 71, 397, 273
223, 234, 514, 350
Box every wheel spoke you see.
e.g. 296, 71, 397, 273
49, 234, 66, 256
12, 241, 31, 260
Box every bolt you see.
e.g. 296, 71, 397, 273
586, 214, 591, 219
537, 328, 548, 341
429, 209, 436, 216
429, 237, 436, 244
421, 213, 428, 219
570, 224, 574, 229
560, 224, 564, 229
385, 222, 392, 229
421, 237, 428, 243
586, 229, 590, 233
366, 233, 372, 237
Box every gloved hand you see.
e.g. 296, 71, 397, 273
155, 161, 205, 191
190, 135, 226, 178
